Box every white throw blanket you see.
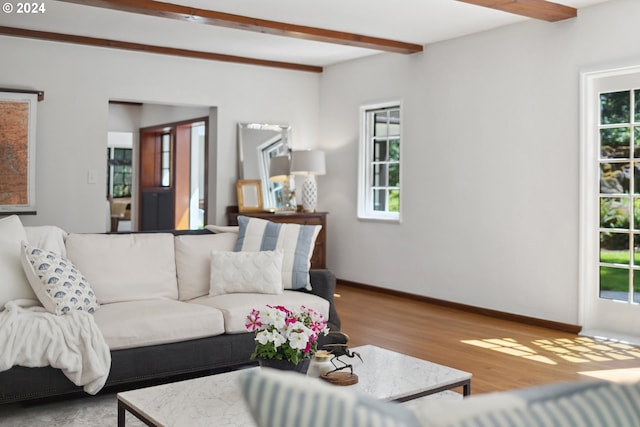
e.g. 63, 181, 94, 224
0, 299, 111, 394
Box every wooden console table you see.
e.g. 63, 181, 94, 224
226, 208, 327, 269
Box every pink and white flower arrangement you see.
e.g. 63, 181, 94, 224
245, 305, 329, 364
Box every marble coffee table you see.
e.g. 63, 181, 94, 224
117, 344, 472, 427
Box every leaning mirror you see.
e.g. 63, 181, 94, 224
237, 123, 291, 210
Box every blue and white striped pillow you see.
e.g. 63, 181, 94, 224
410, 381, 640, 427
234, 216, 321, 290
242, 368, 421, 427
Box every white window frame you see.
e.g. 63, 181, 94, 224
358, 100, 402, 222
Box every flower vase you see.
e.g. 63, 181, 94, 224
258, 358, 311, 374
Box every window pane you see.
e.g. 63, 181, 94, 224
600, 197, 629, 229
600, 91, 630, 124
389, 189, 399, 212
599, 266, 628, 301
635, 127, 640, 158
372, 164, 387, 186
634, 269, 640, 303
162, 169, 170, 187
600, 232, 629, 262
600, 163, 630, 193
389, 110, 400, 136
389, 163, 400, 187
373, 140, 387, 161
389, 139, 400, 161
372, 189, 385, 211
600, 127, 631, 158
374, 112, 388, 137
635, 90, 640, 123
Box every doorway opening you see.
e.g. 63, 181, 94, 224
139, 117, 208, 231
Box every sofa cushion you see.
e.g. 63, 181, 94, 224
209, 250, 284, 297
93, 299, 225, 350
24, 225, 68, 257
174, 233, 238, 301
242, 368, 421, 427
65, 233, 178, 304
188, 290, 329, 334
21, 243, 99, 315
0, 215, 37, 310
234, 216, 320, 290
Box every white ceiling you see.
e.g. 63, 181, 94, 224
0, 0, 614, 68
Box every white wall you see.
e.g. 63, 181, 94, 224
1, 36, 320, 232
318, 0, 640, 325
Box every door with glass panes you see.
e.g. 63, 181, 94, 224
582, 68, 640, 339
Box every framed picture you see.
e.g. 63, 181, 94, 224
0, 90, 39, 214
237, 179, 263, 212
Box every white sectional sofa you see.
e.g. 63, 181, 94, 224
0, 215, 340, 404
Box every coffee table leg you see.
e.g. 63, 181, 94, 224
118, 400, 126, 427
463, 380, 471, 397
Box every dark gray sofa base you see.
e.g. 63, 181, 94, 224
0, 269, 341, 405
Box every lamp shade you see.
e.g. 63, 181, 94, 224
291, 150, 326, 176
269, 155, 290, 182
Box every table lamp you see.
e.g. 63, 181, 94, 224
291, 150, 326, 212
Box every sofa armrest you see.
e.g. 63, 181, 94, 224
305, 269, 341, 331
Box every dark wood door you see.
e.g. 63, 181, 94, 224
141, 190, 174, 231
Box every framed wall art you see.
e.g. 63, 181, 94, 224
0, 89, 42, 214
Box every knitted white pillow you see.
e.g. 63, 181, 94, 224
209, 250, 284, 296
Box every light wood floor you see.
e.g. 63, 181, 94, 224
334, 284, 640, 395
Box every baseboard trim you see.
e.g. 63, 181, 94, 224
336, 279, 582, 334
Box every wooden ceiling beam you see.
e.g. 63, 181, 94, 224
457, 0, 577, 22
57, 0, 424, 55
0, 26, 323, 73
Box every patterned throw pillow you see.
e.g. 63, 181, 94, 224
209, 250, 284, 296
234, 216, 321, 290
21, 243, 99, 315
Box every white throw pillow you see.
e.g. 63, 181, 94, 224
234, 216, 321, 290
21, 243, 99, 315
209, 250, 284, 297
0, 215, 37, 310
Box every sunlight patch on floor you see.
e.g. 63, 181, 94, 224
462, 335, 640, 365
579, 367, 640, 383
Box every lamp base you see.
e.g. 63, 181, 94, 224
301, 175, 318, 212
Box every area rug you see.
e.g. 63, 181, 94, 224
0, 393, 144, 427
